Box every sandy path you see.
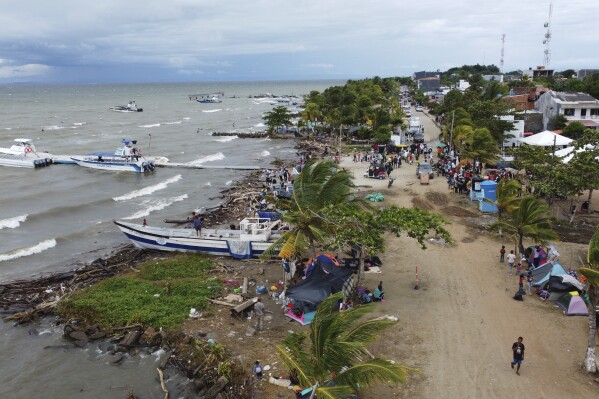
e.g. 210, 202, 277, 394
340, 109, 598, 398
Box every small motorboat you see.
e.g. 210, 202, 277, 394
114, 217, 282, 259
0, 139, 53, 168
109, 101, 143, 112
188, 92, 223, 104
71, 139, 155, 173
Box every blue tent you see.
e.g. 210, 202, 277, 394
533, 262, 566, 287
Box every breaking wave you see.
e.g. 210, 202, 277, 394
189, 152, 225, 164
214, 135, 238, 142
122, 194, 188, 220
139, 123, 161, 128
0, 214, 28, 230
202, 109, 221, 113
260, 150, 271, 157
165, 121, 182, 125
0, 239, 57, 262
113, 175, 183, 201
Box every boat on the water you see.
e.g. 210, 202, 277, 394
188, 92, 224, 104
109, 101, 143, 112
0, 139, 53, 168
114, 217, 282, 258
71, 139, 156, 173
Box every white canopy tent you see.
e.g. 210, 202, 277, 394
555, 145, 598, 163
518, 130, 573, 147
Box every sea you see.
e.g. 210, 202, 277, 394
0, 80, 342, 398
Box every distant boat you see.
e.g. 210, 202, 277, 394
189, 92, 224, 104
0, 139, 53, 168
71, 139, 156, 173
114, 217, 282, 259
109, 101, 143, 112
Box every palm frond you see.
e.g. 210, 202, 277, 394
315, 385, 356, 399
333, 358, 418, 390
341, 317, 397, 344
276, 338, 315, 387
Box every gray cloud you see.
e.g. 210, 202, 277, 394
0, 0, 597, 82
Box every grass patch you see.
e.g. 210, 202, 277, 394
57, 254, 221, 330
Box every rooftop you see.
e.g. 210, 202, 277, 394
552, 91, 598, 103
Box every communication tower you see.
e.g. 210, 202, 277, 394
543, 2, 553, 67
500, 34, 505, 73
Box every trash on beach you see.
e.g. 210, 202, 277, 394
365, 193, 385, 202
256, 285, 267, 294
189, 308, 203, 319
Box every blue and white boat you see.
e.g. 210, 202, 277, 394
71, 139, 156, 173
189, 92, 223, 104
114, 217, 282, 259
109, 101, 143, 112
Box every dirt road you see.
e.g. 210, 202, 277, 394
344, 109, 598, 398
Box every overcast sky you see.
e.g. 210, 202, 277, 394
1, 0, 597, 83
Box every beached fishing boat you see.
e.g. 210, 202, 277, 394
114, 217, 281, 258
0, 139, 54, 168
71, 139, 156, 173
109, 101, 143, 112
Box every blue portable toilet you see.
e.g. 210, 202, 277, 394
479, 180, 498, 213
469, 177, 484, 201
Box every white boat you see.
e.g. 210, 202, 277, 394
0, 139, 53, 168
188, 92, 224, 104
114, 217, 282, 259
109, 101, 143, 113
71, 139, 156, 173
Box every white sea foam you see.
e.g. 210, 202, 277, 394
0, 239, 57, 262
214, 135, 238, 143
43, 125, 65, 130
123, 194, 188, 220
260, 150, 271, 157
183, 117, 191, 120
225, 180, 233, 186
260, 138, 271, 141
204, 182, 212, 187
4, 127, 12, 130
165, 121, 182, 125
202, 109, 221, 113
113, 175, 182, 201
254, 123, 265, 128
0, 214, 28, 230
73, 122, 86, 126
189, 152, 225, 164
139, 123, 161, 128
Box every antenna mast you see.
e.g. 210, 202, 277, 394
543, 2, 553, 68
500, 34, 505, 73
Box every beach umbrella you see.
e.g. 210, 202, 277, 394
437, 143, 448, 148
518, 130, 573, 147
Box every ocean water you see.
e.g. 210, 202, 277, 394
0, 80, 341, 398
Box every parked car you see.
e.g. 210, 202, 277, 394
416, 162, 434, 179
415, 105, 423, 112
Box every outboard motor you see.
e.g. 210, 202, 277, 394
148, 162, 155, 171
142, 162, 149, 172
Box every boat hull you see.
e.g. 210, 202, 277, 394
114, 221, 277, 258
0, 155, 52, 168
71, 157, 154, 173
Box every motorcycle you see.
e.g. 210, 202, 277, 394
387, 178, 395, 188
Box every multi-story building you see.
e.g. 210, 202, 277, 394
535, 91, 599, 130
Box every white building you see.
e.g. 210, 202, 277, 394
456, 80, 470, 92
535, 91, 599, 130
500, 115, 525, 148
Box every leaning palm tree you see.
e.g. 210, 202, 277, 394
277, 293, 416, 398
266, 159, 360, 258
493, 195, 558, 254
578, 225, 599, 373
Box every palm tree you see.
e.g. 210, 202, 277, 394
493, 195, 558, 254
268, 160, 359, 258
495, 179, 522, 220
277, 293, 415, 398
578, 225, 599, 373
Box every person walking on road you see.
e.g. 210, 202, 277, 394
511, 337, 525, 375
507, 250, 516, 276
254, 297, 265, 331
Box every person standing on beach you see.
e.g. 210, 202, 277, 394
254, 297, 265, 331
193, 215, 203, 237
507, 250, 516, 275
500, 245, 506, 262
253, 360, 263, 380
511, 337, 525, 375
526, 272, 533, 295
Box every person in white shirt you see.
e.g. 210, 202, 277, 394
507, 250, 517, 276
